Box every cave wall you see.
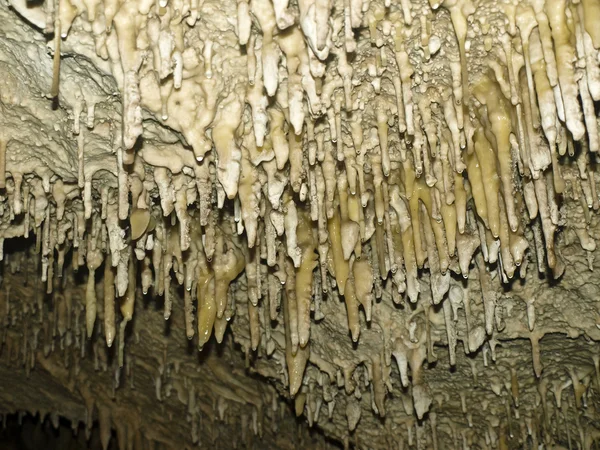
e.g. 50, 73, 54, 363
1, 0, 600, 448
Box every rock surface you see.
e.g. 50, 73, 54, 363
0, 0, 600, 447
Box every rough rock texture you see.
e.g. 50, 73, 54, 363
1, 0, 600, 448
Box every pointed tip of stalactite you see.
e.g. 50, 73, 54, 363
291, 343, 299, 357
412, 385, 432, 420
552, 260, 566, 279
289, 381, 302, 398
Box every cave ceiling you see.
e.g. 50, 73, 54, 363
1, 0, 600, 448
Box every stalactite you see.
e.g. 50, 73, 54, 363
0, 0, 599, 446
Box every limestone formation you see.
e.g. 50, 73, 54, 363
1, 0, 600, 447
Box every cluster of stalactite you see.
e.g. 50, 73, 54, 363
0, 250, 337, 450
2, 0, 600, 446
1, 242, 599, 449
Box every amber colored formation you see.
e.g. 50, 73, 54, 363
1, 0, 600, 447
